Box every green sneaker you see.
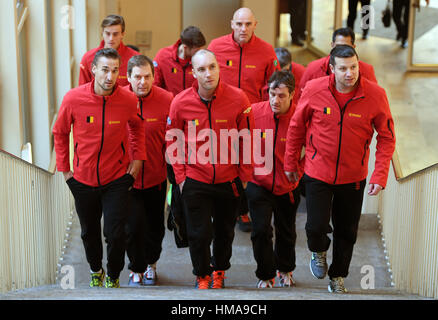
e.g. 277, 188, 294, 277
89, 269, 105, 288
105, 276, 120, 288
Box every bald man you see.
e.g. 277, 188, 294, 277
208, 7, 279, 232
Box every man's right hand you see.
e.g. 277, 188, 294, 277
63, 171, 74, 181
285, 171, 299, 183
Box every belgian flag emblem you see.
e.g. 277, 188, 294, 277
323, 107, 331, 115
171, 67, 177, 74
226, 60, 232, 66
87, 116, 94, 123
192, 119, 199, 126
261, 131, 266, 138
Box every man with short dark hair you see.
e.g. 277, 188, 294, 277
153, 25, 206, 96
166, 49, 254, 290
79, 15, 138, 86
297, 27, 377, 101
53, 48, 146, 288
247, 70, 303, 288
123, 55, 173, 287
284, 45, 396, 293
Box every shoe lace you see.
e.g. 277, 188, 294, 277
211, 271, 226, 289
145, 266, 156, 279
313, 252, 327, 267
239, 214, 250, 223
332, 277, 345, 291
197, 275, 211, 289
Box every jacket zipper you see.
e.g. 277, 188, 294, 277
387, 119, 394, 138
310, 134, 317, 159
182, 63, 189, 90
329, 88, 364, 184
74, 142, 79, 167
238, 46, 243, 88
120, 142, 125, 164
206, 99, 216, 183
361, 139, 369, 166
96, 97, 106, 186
271, 116, 279, 193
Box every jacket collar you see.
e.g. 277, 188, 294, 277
125, 84, 155, 101
98, 40, 127, 55
328, 73, 365, 99
192, 79, 224, 101
229, 32, 256, 48
89, 79, 120, 99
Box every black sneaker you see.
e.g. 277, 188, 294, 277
237, 214, 252, 232
309, 251, 328, 279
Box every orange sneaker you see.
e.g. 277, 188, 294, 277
211, 271, 226, 289
195, 275, 211, 289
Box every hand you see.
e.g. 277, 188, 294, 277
63, 171, 73, 181
179, 180, 185, 193
126, 160, 143, 179
242, 181, 248, 189
285, 171, 299, 183
368, 183, 383, 196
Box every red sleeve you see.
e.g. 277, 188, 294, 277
152, 56, 165, 89
166, 98, 186, 185
284, 85, 313, 173
52, 95, 73, 172
128, 101, 147, 161
369, 92, 395, 188
78, 55, 92, 86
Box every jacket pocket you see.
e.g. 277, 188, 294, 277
309, 134, 317, 160
361, 139, 369, 166
74, 143, 79, 167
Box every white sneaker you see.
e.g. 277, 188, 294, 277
128, 272, 143, 287
143, 264, 157, 285
277, 271, 296, 287
257, 278, 275, 288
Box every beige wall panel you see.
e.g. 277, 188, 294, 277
241, 0, 277, 46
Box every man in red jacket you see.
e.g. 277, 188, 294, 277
297, 27, 377, 101
78, 15, 138, 87
123, 55, 173, 287
284, 45, 395, 293
247, 70, 303, 289
53, 48, 146, 288
153, 26, 206, 96
208, 7, 279, 232
152, 26, 206, 240
166, 49, 254, 289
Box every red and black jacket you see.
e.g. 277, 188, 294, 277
208, 33, 280, 104
251, 100, 303, 195
124, 85, 173, 189
53, 81, 146, 187
153, 40, 196, 97
285, 74, 395, 188
166, 80, 255, 185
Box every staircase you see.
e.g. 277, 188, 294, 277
0, 196, 427, 301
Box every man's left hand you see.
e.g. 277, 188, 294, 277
127, 160, 143, 179
368, 183, 383, 196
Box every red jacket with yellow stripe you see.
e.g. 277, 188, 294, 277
208, 33, 280, 104
251, 100, 303, 195
166, 80, 255, 185
153, 40, 196, 96
53, 81, 146, 187
123, 85, 173, 189
78, 41, 139, 87
284, 74, 395, 188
